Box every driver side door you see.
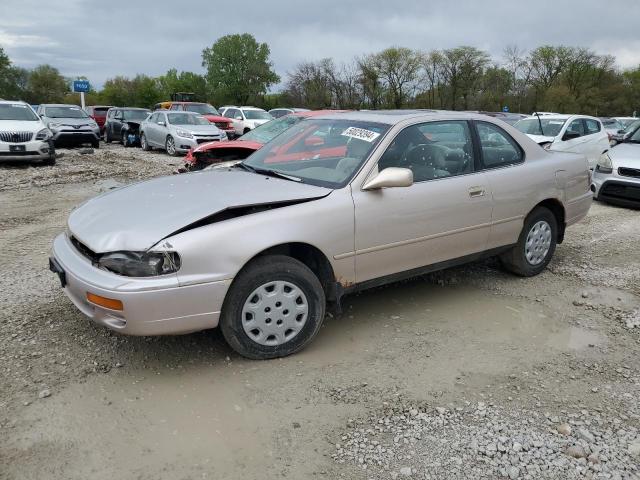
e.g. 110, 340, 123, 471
351, 120, 493, 283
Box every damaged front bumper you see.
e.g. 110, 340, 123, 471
49, 233, 231, 335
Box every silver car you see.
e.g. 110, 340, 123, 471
50, 111, 592, 359
140, 111, 226, 156
37, 104, 100, 148
592, 127, 640, 207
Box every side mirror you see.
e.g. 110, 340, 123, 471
235, 116, 243, 120
157, 121, 166, 126
562, 131, 580, 141
363, 167, 413, 190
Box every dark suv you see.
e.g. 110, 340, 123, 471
103, 108, 151, 145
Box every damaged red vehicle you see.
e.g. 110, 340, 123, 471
184, 110, 346, 171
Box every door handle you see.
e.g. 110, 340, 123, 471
468, 186, 486, 198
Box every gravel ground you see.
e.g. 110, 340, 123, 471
0, 143, 638, 479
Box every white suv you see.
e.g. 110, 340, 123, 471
220, 106, 273, 136
515, 114, 610, 169
0, 100, 55, 165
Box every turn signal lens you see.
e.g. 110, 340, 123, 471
86, 292, 123, 311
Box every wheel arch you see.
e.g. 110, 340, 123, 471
243, 242, 339, 303
530, 198, 566, 243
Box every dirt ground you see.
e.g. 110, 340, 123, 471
0, 144, 638, 480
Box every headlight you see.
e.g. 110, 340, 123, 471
49, 122, 62, 130
98, 251, 181, 277
596, 152, 613, 174
90, 121, 98, 128
176, 129, 194, 139
220, 131, 227, 139
35, 128, 52, 140
541, 141, 553, 150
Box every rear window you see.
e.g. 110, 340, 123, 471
94, 107, 110, 114
514, 118, 566, 137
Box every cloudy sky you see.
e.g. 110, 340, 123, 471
1, 0, 640, 89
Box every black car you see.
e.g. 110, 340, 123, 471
103, 108, 151, 146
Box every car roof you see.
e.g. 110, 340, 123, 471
292, 109, 349, 118
114, 107, 150, 110
310, 109, 495, 125
40, 104, 82, 107
0, 100, 29, 105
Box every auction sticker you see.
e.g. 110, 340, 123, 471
341, 127, 381, 142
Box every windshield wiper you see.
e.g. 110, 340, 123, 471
234, 163, 301, 182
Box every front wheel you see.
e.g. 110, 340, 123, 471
220, 255, 326, 360
140, 133, 151, 151
165, 135, 178, 156
500, 206, 557, 277
104, 129, 111, 143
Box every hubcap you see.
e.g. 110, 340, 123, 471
241, 281, 309, 346
167, 137, 175, 154
525, 220, 552, 266
141, 135, 146, 148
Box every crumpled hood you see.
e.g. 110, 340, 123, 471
609, 142, 640, 167
68, 169, 331, 253
526, 134, 555, 144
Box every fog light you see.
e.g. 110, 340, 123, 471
86, 292, 123, 311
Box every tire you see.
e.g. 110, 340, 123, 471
220, 255, 326, 360
500, 206, 558, 277
165, 135, 178, 156
104, 128, 111, 143
92, 139, 100, 149
42, 156, 56, 166
243, 127, 251, 134
121, 130, 128, 147
140, 133, 151, 151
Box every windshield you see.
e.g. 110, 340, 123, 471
601, 119, 621, 129
44, 106, 89, 119
243, 119, 389, 188
240, 115, 305, 143
185, 104, 219, 115
623, 119, 640, 134
243, 109, 272, 120
123, 109, 150, 121
167, 113, 210, 125
618, 118, 638, 128
629, 127, 640, 143
0, 103, 39, 121
515, 118, 567, 137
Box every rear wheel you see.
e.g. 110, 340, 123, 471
220, 255, 326, 360
166, 135, 177, 156
500, 206, 557, 277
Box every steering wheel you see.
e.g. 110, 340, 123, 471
401, 144, 437, 168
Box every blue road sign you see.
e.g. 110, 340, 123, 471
502, 105, 509, 113
73, 80, 90, 93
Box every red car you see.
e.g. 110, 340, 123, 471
85, 105, 113, 134
161, 102, 235, 139
184, 110, 346, 171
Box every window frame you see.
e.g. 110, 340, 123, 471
472, 120, 525, 171
584, 118, 601, 136
373, 119, 479, 185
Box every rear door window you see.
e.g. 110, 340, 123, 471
566, 119, 585, 138
585, 119, 601, 135
476, 121, 524, 169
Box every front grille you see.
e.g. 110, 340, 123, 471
0, 131, 33, 143
601, 181, 640, 201
0, 151, 38, 157
196, 138, 220, 144
70, 236, 99, 263
619, 167, 640, 179
214, 122, 230, 129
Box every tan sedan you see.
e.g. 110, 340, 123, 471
50, 111, 592, 359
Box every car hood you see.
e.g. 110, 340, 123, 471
526, 134, 556, 144
48, 117, 93, 126
0, 120, 43, 132
203, 115, 230, 123
68, 169, 332, 253
175, 124, 221, 135
193, 139, 263, 153
609, 142, 640, 167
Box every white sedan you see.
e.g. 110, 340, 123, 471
515, 115, 610, 169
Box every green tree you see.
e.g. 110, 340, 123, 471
370, 47, 422, 108
25, 64, 69, 103
157, 68, 207, 102
0, 47, 29, 100
202, 34, 280, 104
